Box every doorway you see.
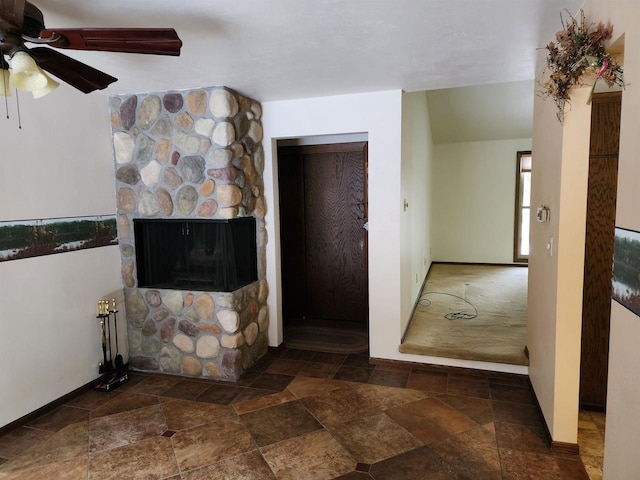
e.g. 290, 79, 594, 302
277, 142, 369, 351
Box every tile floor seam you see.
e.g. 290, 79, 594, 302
379, 409, 428, 449
93, 399, 161, 421
238, 413, 269, 453
253, 427, 330, 453
14, 425, 55, 436
168, 432, 185, 478
496, 443, 509, 480
157, 399, 171, 440
85, 410, 93, 480
428, 440, 481, 480
297, 398, 333, 433
86, 432, 135, 458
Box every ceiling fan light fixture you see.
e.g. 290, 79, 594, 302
1, 1, 182, 97
0, 68, 11, 97
9, 51, 48, 92
31, 71, 59, 98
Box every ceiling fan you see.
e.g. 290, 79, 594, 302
0, 0, 182, 95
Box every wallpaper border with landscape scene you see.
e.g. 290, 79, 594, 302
0, 215, 118, 262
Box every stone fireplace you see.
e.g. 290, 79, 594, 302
110, 86, 268, 381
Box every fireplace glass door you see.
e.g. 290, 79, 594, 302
133, 217, 257, 292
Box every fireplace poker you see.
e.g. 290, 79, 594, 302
112, 298, 124, 373
99, 317, 108, 374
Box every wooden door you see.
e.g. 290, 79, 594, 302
278, 142, 368, 325
580, 92, 622, 409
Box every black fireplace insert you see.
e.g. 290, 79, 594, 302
133, 217, 257, 292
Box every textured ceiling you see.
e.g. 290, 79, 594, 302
32, 0, 583, 101
427, 80, 534, 143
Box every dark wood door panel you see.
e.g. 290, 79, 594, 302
580, 155, 618, 408
580, 91, 622, 409
304, 150, 366, 322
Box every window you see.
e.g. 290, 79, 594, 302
514, 151, 532, 263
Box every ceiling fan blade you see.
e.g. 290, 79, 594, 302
29, 47, 117, 93
38, 28, 182, 56
0, 0, 25, 29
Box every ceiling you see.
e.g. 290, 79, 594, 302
427, 80, 534, 143
33, 0, 583, 102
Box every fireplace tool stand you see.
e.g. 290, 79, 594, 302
94, 299, 129, 392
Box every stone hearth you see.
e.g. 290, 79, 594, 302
110, 86, 268, 381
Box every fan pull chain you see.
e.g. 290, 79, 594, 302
1, 47, 8, 119
15, 89, 22, 129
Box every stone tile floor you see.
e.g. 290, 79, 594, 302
577, 410, 605, 480
0, 348, 592, 479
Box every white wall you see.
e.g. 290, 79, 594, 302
527, 85, 563, 439
552, 84, 591, 443
604, 305, 640, 478
583, 2, 640, 478
400, 91, 433, 333
432, 138, 532, 263
261, 90, 404, 358
528, 72, 593, 443
0, 86, 122, 428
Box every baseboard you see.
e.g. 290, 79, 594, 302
370, 356, 450, 373
551, 441, 580, 456
0, 363, 130, 436
0, 379, 96, 436
370, 356, 496, 375
432, 261, 527, 268
579, 403, 606, 413
401, 263, 433, 343
528, 378, 580, 457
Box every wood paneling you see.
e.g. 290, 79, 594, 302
589, 93, 622, 157
580, 92, 622, 410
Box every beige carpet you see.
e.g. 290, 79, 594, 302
400, 263, 528, 366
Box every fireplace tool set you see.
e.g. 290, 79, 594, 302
94, 298, 129, 391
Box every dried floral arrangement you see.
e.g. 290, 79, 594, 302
541, 10, 624, 122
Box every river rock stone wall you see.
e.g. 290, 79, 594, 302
110, 86, 268, 381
